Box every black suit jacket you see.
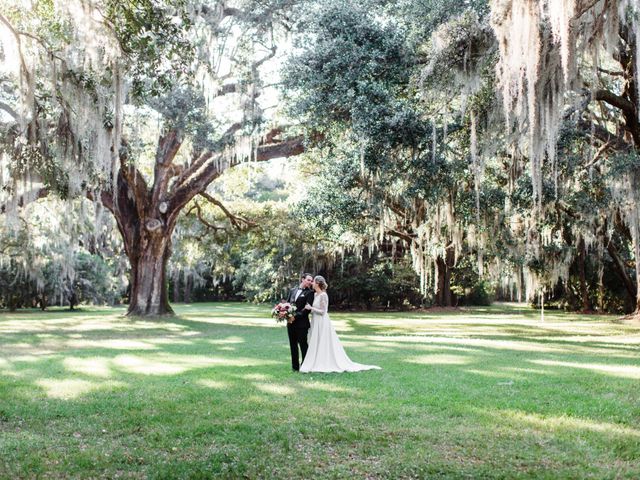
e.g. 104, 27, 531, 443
287, 287, 314, 330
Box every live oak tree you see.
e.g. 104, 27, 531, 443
422, 0, 640, 312
283, 0, 496, 306
285, 0, 640, 313
488, 0, 640, 314
0, 0, 303, 315
3, 0, 640, 315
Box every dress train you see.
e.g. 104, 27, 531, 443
300, 292, 380, 373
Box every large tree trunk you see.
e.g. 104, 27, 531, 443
105, 163, 177, 317
128, 233, 174, 316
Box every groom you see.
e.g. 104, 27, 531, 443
286, 273, 314, 371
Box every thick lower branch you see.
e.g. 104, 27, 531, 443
256, 135, 304, 161
592, 89, 636, 117
168, 130, 306, 220
592, 89, 640, 145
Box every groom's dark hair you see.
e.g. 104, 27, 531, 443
302, 272, 313, 279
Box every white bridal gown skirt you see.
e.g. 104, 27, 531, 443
300, 312, 380, 373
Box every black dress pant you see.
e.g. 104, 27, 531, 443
287, 323, 309, 370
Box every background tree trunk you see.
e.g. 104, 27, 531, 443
605, 239, 637, 308
172, 269, 181, 303
577, 236, 591, 311
184, 273, 192, 303
39, 295, 46, 311
634, 235, 640, 313
435, 244, 455, 307
435, 257, 450, 306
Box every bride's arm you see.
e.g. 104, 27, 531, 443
307, 293, 328, 314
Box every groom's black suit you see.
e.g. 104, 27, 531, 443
286, 286, 314, 371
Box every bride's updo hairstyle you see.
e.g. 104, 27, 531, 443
314, 275, 328, 290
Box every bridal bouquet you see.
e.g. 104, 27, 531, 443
271, 301, 297, 323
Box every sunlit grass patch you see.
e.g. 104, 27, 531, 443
35, 378, 128, 399
0, 302, 639, 478
405, 353, 475, 365
530, 359, 640, 379
492, 409, 640, 439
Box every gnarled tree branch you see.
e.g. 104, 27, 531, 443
198, 191, 257, 230
186, 200, 225, 232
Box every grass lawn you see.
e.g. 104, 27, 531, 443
1, 303, 639, 479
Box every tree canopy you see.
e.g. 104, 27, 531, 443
2, 0, 640, 316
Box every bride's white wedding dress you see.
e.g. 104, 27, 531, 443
300, 291, 381, 373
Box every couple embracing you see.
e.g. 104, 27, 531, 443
286, 273, 380, 373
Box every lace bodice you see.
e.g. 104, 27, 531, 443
309, 291, 328, 315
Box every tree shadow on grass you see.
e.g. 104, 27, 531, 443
1, 304, 639, 478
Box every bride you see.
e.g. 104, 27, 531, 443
300, 275, 381, 373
